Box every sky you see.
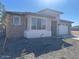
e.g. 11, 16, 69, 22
0, 0, 79, 26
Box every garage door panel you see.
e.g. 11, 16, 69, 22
59, 25, 68, 35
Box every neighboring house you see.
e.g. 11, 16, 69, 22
4, 8, 73, 39
71, 25, 79, 36
72, 25, 79, 31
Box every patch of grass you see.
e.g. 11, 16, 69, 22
63, 39, 75, 43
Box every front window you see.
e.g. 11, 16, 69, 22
37, 19, 41, 29
41, 19, 46, 29
13, 16, 21, 25
31, 18, 46, 30
31, 18, 37, 29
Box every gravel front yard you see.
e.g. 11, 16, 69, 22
0, 38, 79, 59
36, 39, 78, 59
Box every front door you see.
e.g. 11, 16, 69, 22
51, 21, 57, 37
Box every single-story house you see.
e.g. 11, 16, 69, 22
3, 8, 73, 39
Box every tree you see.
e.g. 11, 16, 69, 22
0, 2, 5, 24
0, 1, 6, 54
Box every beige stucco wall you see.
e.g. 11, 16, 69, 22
5, 14, 27, 39
38, 9, 60, 22
24, 15, 52, 38
27, 15, 55, 31
24, 15, 59, 38
5, 11, 71, 38
38, 9, 61, 36
5, 13, 59, 38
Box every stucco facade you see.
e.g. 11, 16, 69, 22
4, 9, 73, 39
5, 13, 27, 39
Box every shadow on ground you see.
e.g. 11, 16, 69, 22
0, 37, 72, 58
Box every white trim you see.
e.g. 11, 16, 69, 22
24, 30, 51, 38
13, 15, 21, 25
30, 17, 46, 30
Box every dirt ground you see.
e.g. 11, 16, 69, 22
71, 31, 79, 35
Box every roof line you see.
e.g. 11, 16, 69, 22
38, 8, 64, 14
60, 19, 74, 23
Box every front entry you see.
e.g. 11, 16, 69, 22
51, 21, 57, 37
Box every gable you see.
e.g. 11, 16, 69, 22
37, 8, 63, 17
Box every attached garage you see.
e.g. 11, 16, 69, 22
58, 20, 73, 36
59, 24, 68, 35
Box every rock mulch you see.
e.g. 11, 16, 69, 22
0, 38, 79, 59
37, 39, 79, 59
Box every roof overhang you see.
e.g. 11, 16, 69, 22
60, 19, 74, 23
6, 11, 57, 18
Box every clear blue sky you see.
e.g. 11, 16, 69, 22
1, 0, 79, 26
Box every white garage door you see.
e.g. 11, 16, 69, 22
59, 24, 68, 35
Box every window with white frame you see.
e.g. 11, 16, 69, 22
31, 18, 46, 30
13, 16, 21, 25
37, 19, 41, 29
41, 19, 46, 29
31, 18, 37, 29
